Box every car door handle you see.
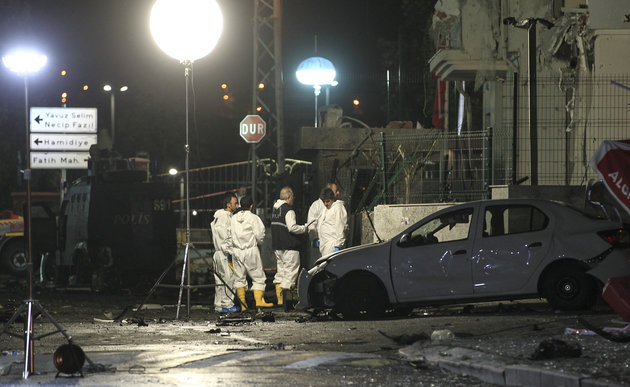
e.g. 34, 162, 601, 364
453, 249, 467, 255
527, 242, 542, 248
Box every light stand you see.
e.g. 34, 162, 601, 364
134, 63, 245, 320
0, 50, 92, 379
148, 0, 233, 320
176, 62, 194, 320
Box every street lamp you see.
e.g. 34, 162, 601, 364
150, 0, 223, 320
296, 56, 337, 127
2, 48, 46, 379
102, 84, 128, 149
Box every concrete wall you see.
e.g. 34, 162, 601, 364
371, 203, 458, 242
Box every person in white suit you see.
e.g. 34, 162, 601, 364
210, 193, 239, 313
317, 187, 347, 257
230, 195, 273, 309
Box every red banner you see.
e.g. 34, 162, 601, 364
589, 140, 630, 215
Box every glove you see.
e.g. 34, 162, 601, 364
312, 239, 319, 248
334, 247, 340, 252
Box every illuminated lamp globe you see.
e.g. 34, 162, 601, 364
2, 49, 47, 75
296, 57, 336, 86
150, 0, 223, 62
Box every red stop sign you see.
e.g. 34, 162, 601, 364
239, 115, 266, 143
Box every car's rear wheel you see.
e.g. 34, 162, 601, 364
542, 265, 596, 310
1, 240, 27, 276
334, 272, 388, 320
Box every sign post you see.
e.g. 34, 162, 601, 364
239, 115, 266, 207
29, 107, 97, 170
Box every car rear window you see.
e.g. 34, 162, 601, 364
483, 204, 548, 237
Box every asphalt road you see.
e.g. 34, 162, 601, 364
0, 279, 628, 386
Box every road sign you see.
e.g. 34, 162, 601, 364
240, 115, 266, 143
30, 133, 97, 151
30, 107, 97, 133
30, 152, 89, 169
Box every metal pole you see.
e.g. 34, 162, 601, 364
380, 132, 387, 205
512, 72, 518, 185
274, 0, 285, 174
528, 23, 538, 186
176, 62, 193, 320
110, 92, 115, 148
252, 144, 257, 205
23, 75, 35, 378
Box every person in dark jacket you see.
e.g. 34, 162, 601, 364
271, 186, 307, 305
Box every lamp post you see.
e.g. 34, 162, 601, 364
103, 84, 128, 149
2, 48, 47, 379
503, 17, 554, 186
296, 56, 336, 127
150, 0, 223, 320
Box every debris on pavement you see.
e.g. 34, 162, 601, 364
564, 327, 597, 335
430, 329, 455, 342
378, 330, 429, 345
216, 315, 253, 326
578, 316, 630, 342
206, 328, 221, 334
528, 338, 582, 360
260, 312, 275, 322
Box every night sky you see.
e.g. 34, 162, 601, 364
0, 0, 430, 205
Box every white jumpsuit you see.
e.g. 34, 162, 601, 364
210, 209, 236, 311
307, 199, 325, 263
317, 200, 348, 257
230, 210, 267, 291
272, 199, 307, 289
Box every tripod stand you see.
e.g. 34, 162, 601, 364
135, 240, 245, 320
0, 298, 95, 378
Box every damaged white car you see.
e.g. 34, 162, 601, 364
296, 199, 630, 319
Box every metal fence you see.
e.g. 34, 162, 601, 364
502, 74, 630, 186
346, 74, 630, 210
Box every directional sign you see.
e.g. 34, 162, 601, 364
30, 133, 97, 151
30, 107, 97, 133
30, 152, 89, 169
240, 115, 266, 143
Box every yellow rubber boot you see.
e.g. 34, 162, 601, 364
254, 289, 274, 308
275, 284, 284, 306
236, 287, 248, 310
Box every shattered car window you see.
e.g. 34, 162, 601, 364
409, 207, 473, 245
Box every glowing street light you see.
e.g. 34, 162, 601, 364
102, 84, 128, 149
150, 0, 223, 320
296, 56, 336, 127
2, 48, 47, 379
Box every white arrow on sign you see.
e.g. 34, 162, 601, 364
30, 133, 97, 151
30, 107, 97, 133
30, 152, 89, 170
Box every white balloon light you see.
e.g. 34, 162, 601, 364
150, 0, 223, 63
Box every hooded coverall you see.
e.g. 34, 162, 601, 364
307, 198, 325, 264
272, 199, 307, 289
230, 210, 267, 291
210, 209, 236, 312
317, 199, 347, 256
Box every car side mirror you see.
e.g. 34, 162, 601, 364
398, 233, 409, 246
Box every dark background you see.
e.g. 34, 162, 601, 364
0, 0, 437, 209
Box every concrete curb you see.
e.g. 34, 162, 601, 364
399, 345, 624, 387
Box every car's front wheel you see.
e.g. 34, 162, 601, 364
542, 264, 596, 310
333, 272, 388, 320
